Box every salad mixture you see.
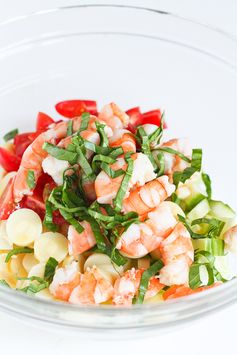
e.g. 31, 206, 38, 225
0, 100, 236, 306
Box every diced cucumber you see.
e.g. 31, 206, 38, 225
181, 193, 206, 212
187, 199, 210, 222
176, 172, 208, 212
214, 254, 237, 280
209, 200, 236, 220
192, 238, 224, 256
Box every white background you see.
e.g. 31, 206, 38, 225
0, 1, 237, 354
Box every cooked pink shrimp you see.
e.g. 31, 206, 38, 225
68, 221, 96, 257
122, 176, 175, 217
158, 222, 194, 286
95, 153, 156, 204
161, 138, 192, 175
69, 266, 114, 305
81, 175, 96, 202
49, 262, 81, 301
109, 129, 136, 153
224, 225, 237, 254
116, 202, 179, 258
113, 268, 164, 305
98, 103, 129, 131
14, 115, 112, 201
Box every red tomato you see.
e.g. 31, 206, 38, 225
36, 112, 55, 132
142, 109, 167, 128
0, 147, 21, 172
126, 107, 142, 133
14, 132, 40, 158
23, 194, 46, 220
55, 100, 97, 118
0, 177, 15, 220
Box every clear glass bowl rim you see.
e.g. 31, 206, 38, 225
0, 3, 237, 332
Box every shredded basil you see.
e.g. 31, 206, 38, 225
134, 259, 163, 304
202, 173, 212, 199
43, 201, 58, 232
18, 276, 49, 295
76, 146, 95, 178
67, 120, 73, 136
95, 122, 109, 147
59, 209, 84, 233
113, 155, 134, 212
43, 142, 78, 164
3, 128, 19, 142
191, 217, 225, 238
158, 147, 191, 163
26, 170, 36, 189
189, 264, 202, 289
173, 149, 203, 186
189, 250, 215, 289
136, 126, 156, 168
152, 150, 165, 177
79, 112, 90, 132
44, 257, 58, 284
5, 247, 34, 263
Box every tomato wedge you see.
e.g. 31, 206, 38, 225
55, 100, 97, 118
36, 112, 55, 132
142, 109, 167, 128
126, 107, 142, 133
0, 147, 21, 172
14, 132, 40, 158
0, 177, 15, 220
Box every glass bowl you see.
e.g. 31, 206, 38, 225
0, 4, 237, 337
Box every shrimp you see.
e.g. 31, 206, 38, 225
49, 261, 81, 301
122, 175, 175, 217
81, 174, 96, 202
113, 268, 164, 306
161, 138, 192, 175
69, 266, 114, 305
68, 221, 96, 257
98, 102, 129, 131
116, 202, 180, 258
13, 119, 80, 202
163, 282, 221, 300
224, 225, 237, 254
109, 129, 136, 153
158, 222, 194, 286
14, 115, 112, 201
95, 153, 156, 204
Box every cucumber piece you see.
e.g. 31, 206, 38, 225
181, 193, 206, 212
209, 200, 236, 220
192, 238, 224, 256
187, 199, 210, 222
214, 254, 237, 280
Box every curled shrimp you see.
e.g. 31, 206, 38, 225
49, 262, 81, 301
14, 115, 112, 202
113, 268, 164, 306
95, 153, 156, 205
98, 103, 129, 131
109, 129, 136, 153
163, 282, 221, 300
160, 138, 192, 175
69, 266, 114, 305
68, 221, 96, 257
116, 202, 181, 258
13, 118, 82, 202
122, 175, 175, 217
158, 222, 194, 286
